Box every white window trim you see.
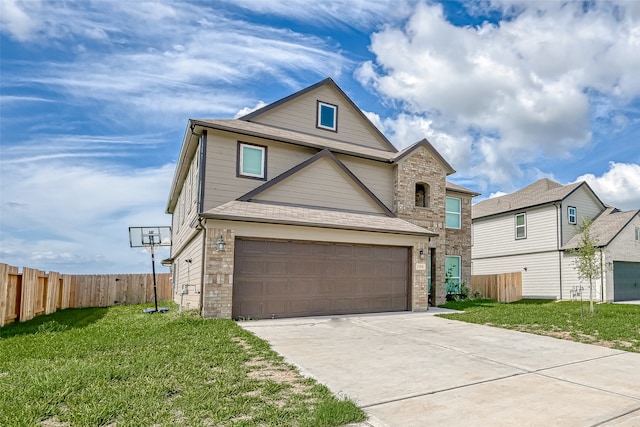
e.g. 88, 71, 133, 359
446, 196, 461, 229
515, 213, 527, 240
568, 206, 577, 224
238, 142, 266, 179
317, 101, 338, 131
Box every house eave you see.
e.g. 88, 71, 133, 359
201, 212, 437, 237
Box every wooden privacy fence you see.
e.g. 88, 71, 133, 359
471, 272, 522, 303
0, 263, 171, 326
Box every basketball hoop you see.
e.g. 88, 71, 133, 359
129, 226, 172, 313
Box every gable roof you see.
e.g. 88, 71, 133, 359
201, 200, 436, 237
238, 149, 394, 216
240, 77, 398, 153
393, 138, 455, 175
446, 181, 480, 196
191, 119, 396, 162
472, 179, 602, 219
562, 208, 640, 249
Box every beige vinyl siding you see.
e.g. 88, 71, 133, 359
561, 187, 604, 245
472, 251, 561, 298
336, 154, 394, 208
472, 205, 558, 259
172, 232, 203, 310
171, 148, 201, 254
203, 133, 317, 210
250, 85, 392, 151
252, 157, 386, 214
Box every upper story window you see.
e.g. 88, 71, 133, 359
568, 206, 577, 224
635, 227, 639, 241
415, 183, 430, 208
237, 142, 266, 180
317, 101, 338, 132
515, 213, 526, 239
446, 197, 461, 228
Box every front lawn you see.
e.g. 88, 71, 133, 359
0, 304, 365, 427
439, 299, 640, 353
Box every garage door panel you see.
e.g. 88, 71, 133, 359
614, 262, 640, 301
235, 258, 264, 275
233, 239, 410, 319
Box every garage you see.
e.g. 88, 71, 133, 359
233, 238, 410, 319
613, 261, 640, 301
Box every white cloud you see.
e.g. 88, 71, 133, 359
1, 2, 351, 124
0, 0, 37, 41
575, 162, 640, 211
0, 160, 174, 273
219, 0, 415, 30
356, 1, 640, 187
235, 101, 268, 118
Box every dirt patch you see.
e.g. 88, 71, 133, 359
234, 337, 317, 399
41, 419, 69, 427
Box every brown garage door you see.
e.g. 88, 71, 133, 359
233, 239, 410, 320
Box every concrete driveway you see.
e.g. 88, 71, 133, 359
240, 310, 640, 426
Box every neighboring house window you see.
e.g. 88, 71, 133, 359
446, 197, 461, 228
415, 183, 430, 208
317, 101, 338, 131
568, 206, 577, 224
445, 256, 461, 294
515, 213, 526, 239
237, 142, 266, 179
636, 227, 639, 241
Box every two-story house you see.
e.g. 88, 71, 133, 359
166, 78, 478, 319
472, 178, 640, 302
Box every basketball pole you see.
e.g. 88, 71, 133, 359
150, 242, 159, 313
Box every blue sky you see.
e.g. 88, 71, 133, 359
1, 0, 639, 274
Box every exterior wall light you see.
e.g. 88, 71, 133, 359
216, 235, 226, 252
419, 249, 425, 260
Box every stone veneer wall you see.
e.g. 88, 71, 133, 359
201, 227, 235, 318
394, 146, 449, 306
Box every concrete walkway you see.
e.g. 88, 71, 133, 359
240, 311, 640, 426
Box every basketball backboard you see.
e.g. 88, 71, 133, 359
129, 226, 172, 248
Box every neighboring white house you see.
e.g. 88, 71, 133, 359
472, 178, 640, 302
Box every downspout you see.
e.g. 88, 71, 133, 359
556, 202, 563, 300
599, 249, 604, 302
198, 217, 206, 315
198, 130, 208, 314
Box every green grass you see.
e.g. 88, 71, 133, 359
0, 303, 366, 427
439, 299, 640, 353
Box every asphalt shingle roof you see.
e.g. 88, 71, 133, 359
202, 200, 437, 236
472, 178, 584, 219
192, 119, 397, 161
562, 208, 640, 249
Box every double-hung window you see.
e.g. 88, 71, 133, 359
317, 101, 338, 131
568, 206, 577, 224
238, 142, 266, 180
515, 213, 526, 239
446, 197, 461, 229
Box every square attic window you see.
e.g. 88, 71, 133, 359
317, 101, 337, 131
